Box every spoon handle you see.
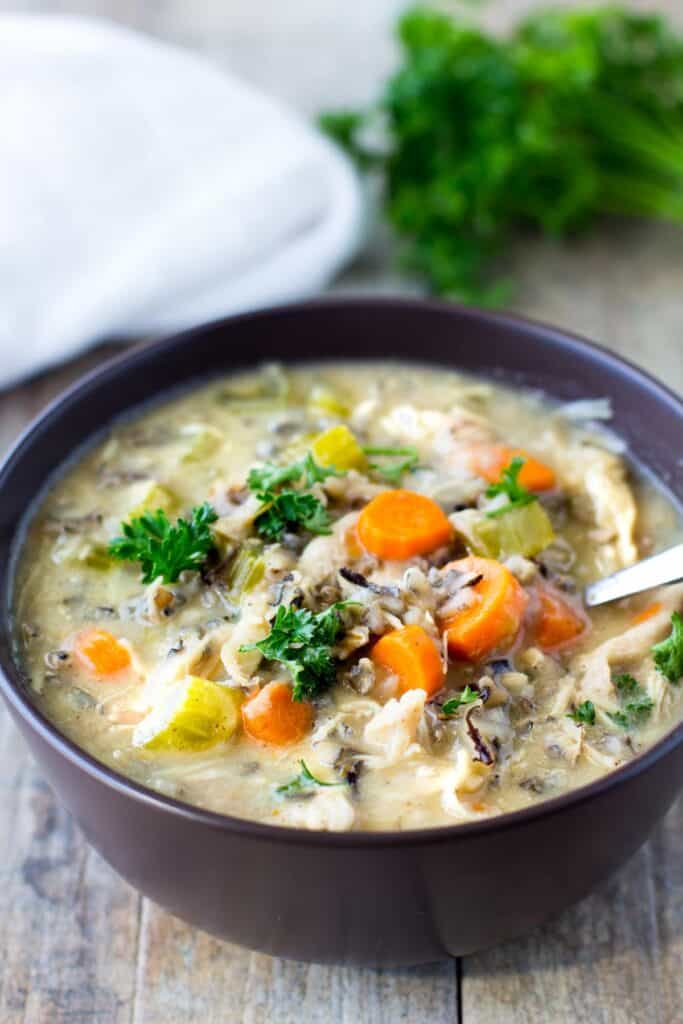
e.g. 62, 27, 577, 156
584, 542, 683, 607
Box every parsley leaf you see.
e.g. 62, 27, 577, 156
567, 700, 596, 726
441, 685, 480, 717
276, 759, 347, 797
247, 453, 344, 542
362, 445, 420, 485
485, 457, 537, 518
108, 503, 218, 584
607, 673, 654, 729
240, 601, 354, 701
652, 612, 683, 684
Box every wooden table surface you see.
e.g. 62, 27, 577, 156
2, 1, 683, 1021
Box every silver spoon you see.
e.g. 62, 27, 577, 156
584, 542, 683, 607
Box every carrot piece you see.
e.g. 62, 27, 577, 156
357, 490, 452, 560
632, 601, 663, 626
241, 681, 313, 746
532, 588, 586, 651
73, 628, 132, 676
471, 445, 556, 492
371, 625, 444, 697
439, 557, 528, 661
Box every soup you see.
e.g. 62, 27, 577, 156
13, 363, 683, 831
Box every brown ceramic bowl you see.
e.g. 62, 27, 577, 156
1, 298, 682, 966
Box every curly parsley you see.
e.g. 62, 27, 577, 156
240, 601, 355, 702
276, 759, 347, 797
485, 457, 537, 518
607, 673, 654, 729
441, 685, 480, 717
108, 502, 218, 584
567, 700, 596, 726
652, 612, 683, 684
247, 453, 344, 542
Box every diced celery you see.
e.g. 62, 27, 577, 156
308, 386, 350, 419
226, 541, 265, 601
180, 423, 223, 463
215, 364, 289, 410
454, 503, 555, 558
82, 543, 116, 571
133, 676, 242, 752
126, 482, 179, 521
311, 425, 367, 471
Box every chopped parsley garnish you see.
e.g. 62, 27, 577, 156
276, 759, 346, 797
108, 502, 218, 584
240, 601, 355, 702
362, 445, 420, 485
652, 612, 683, 684
607, 673, 654, 729
247, 453, 344, 541
441, 685, 480, 717
567, 700, 596, 726
485, 457, 537, 518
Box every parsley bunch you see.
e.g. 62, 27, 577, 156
652, 612, 683, 684
247, 453, 343, 542
240, 601, 354, 701
608, 673, 654, 729
108, 503, 218, 584
485, 457, 537, 518
321, 6, 683, 304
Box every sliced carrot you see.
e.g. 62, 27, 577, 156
73, 628, 132, 676
241, 681, 313, 746
439, 557, 528, 661
371, 625, 444, 697
532, 588, 586, 651
471, 445, 556, 492
357, 490, 452, 560
632, 601, 663, 626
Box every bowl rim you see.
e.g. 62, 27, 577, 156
1, 293, 682, 848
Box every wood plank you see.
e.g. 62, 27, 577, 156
129, 904, 458, 1024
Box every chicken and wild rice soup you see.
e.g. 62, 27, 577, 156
14, 363, 683, 831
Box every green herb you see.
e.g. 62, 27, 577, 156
607, 673, 654, 729
567, 700, 596, 726
240, 601, 355, 701
276, 759, 347, 797
362, 445, 420, 485
485, 457, 537, 518
652, 611, 683, 684
321, 6, 683, 304
247, 453, 344, 541
108, 503, 218, 584
441, 685, 480, 716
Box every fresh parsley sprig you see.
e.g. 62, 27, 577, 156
108, 503, 218, 584
247, 453, 344, 542
652, 612, 683, 684
485, 457, 537, 518
240, 601, 355, 702
441, 685, 480, 717
567, 700, 596, 726
276, 759, 347, 797
607, 673, 654, 729
362, 445, 420, 485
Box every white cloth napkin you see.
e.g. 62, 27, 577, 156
0, 15, 363, 388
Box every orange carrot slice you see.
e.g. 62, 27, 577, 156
471, 445, 556, 492
371, 625, 443, 697
532, 588, 586, 651
357, 490, 452, 560
241, 681, 313, 746
73, 628, 132, 676
632, 602, 663, 626
440, 557, 528, 661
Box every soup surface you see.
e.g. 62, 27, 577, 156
14, 362, 683, 831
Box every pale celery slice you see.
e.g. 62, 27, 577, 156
307, 386, 350, 419
311, 425, 366, 471
226, 541, 265, 601
126, 481, 179, 520
454, 504, 555, 559
180, 423, 224, 463
133, 676, 242, 752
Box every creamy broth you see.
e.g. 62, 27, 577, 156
14, 363, 683, 831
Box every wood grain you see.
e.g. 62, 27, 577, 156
0, 1, 682, 1021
